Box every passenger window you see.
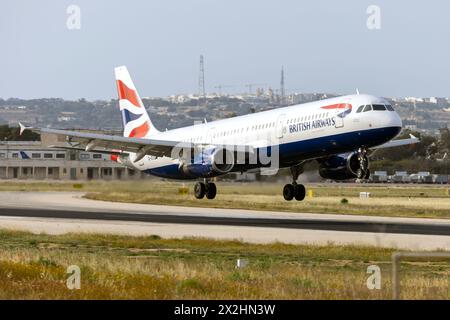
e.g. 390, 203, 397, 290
356, 105, 365, 113
386, 104, 394, 111
363, 105, 372, 112
372, 104, 386, 111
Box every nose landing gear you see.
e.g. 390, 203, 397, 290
355, 148, 370, 180
194, 180, 217, 199
283, 164, 306, 201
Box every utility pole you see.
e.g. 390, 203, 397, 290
4, 137, 8, 159
198, 55, 206, 98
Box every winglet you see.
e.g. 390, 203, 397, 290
409, 134, 418, 140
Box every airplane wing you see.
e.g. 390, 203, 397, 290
46, 145, 125, 155
36, 127, 182, 155
20, 123, 253, 162
370, 134, 419, 150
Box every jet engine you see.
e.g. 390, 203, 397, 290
318, 152, 368, 180
181, 147, 235, 178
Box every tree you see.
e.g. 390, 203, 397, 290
439, 128, 450, 150
373, 129, 438, 161
0, 125, 40, 141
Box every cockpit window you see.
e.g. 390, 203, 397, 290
363, 105, 372, 112
356, 105, 365, 113
385, 104, 394, 111
372, 104, 386, 111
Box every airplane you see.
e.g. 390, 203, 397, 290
20, 66, 419, 201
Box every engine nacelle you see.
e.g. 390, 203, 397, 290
115, 153, 135, 169
319, 152, 366, 180
182, 147, 235, 178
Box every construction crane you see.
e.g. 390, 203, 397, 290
244, 83, 267, 95
213, 84, 235, 96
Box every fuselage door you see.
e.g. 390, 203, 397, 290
335, 109, 344, 128
334, 100, 351, 129
276, 114, 286, 139
209, 126, 216, 145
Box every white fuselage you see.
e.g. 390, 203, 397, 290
125, 94, 402, 178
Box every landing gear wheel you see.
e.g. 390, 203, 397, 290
194, 182, 205, 199
206, 182, 217, 199
363, 168, 371, 180
294, 184, 306, 201
283, 184, 295, 201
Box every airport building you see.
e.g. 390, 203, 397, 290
0, 134, 145, 180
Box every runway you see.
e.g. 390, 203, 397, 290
1, 206, 450, 236
0, 192, 449, 250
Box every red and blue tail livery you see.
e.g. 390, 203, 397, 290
115, 66, 159, 138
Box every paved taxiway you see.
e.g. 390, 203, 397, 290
0, 192, 449, 250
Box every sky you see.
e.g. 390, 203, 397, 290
1, 0, 449, 100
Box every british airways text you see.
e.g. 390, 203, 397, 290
289, 117, 336, 133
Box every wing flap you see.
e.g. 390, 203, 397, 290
37, 127, 183, 157
22, 125, 254, 160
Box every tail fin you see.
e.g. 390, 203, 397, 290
114, 66, 159, 138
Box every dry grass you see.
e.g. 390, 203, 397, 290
84, 182, 450, 219
0, 180, 447, 197
0, 230, 448, 299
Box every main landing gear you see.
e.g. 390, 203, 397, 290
283, 164, 306, 201
194, 180, 217, 200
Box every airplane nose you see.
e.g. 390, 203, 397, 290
384, 110, 402, 128
395, 111, 402, 128
387, 112, 402, 138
